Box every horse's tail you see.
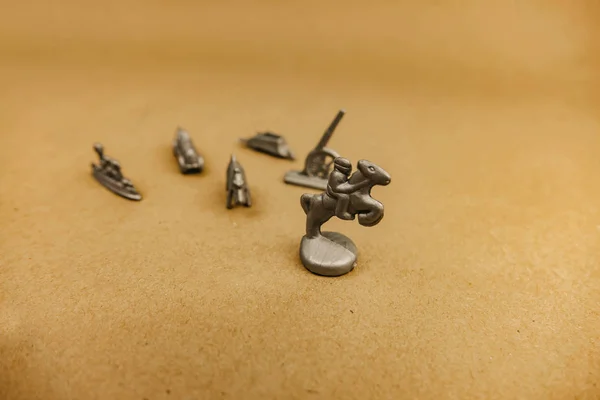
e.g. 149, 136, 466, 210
300, 194, 313, 214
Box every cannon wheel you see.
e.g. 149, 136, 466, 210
304, 148, 340, 179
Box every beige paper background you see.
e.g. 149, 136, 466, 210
1, 1, 599, 399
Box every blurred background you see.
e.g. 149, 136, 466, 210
1, 0, 598, 101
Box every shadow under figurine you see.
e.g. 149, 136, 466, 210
299, 157, 391, 276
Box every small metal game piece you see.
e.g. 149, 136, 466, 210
226, 154, 252, 209
299, 157, 391, 276
173, 127, 204, 174
240, 132, 295, 160
284, 110, 345, 190
91, 143, 142, 201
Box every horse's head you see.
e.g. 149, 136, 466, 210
357, 160, 391, 186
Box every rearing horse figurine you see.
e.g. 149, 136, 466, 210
298, 158, 391, 277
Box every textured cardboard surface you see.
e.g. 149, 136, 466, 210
1, 1, 599, 399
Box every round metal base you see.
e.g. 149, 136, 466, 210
300, 231, 358, 277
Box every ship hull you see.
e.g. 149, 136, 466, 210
92, 166, 142, 201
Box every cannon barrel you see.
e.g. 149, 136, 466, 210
315, 109, 345, 151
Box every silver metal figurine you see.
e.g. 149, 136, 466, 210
284, 110, 345, 190
91, 143, 142, 201
240, 132, 295, 160
299, 157, 391, 276
173, 127, 204, 174
226, 154, 252, 209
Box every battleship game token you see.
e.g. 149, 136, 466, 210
91, 143, 142, 201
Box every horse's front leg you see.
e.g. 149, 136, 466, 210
353, 196, 385, 227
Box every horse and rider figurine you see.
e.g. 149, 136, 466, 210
299, 156, 391, 277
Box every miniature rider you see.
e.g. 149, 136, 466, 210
326, 157, 354, 220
